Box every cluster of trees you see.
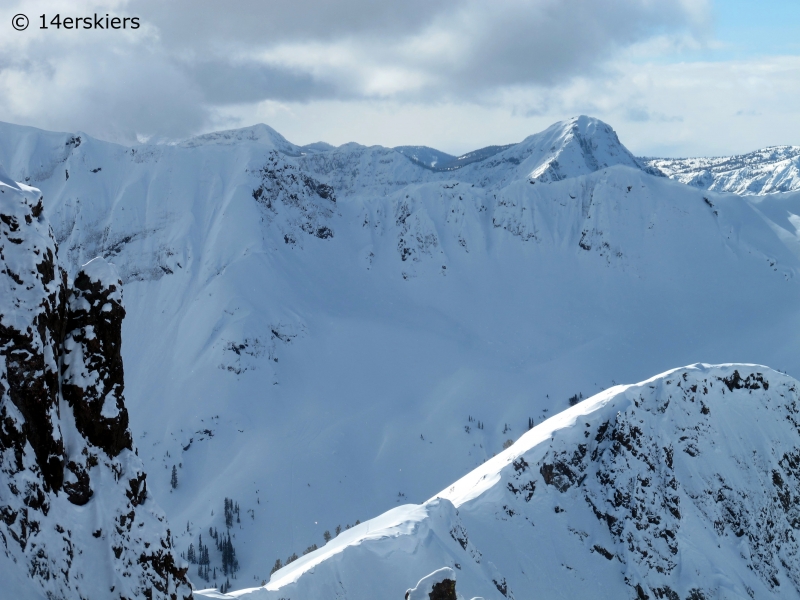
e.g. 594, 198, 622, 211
184, 497, 242, 586
216, 531, 239, 576
466, 415, 485, 430
271, 554, 296, 575
187, 534, 212, 581
568, 392, 584, 406
270, 520, 364, 576
224, 497, 240, 528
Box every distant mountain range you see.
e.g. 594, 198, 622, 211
395, 133, 800, 196
644, 146, 800, 195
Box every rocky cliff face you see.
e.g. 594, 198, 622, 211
0, 164, 191, 599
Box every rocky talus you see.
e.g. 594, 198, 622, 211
0, 165, 191, 599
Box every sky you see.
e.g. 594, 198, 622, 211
0, 0, 798, 157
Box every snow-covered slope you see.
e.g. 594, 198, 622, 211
1, 117, 800, 593
218, 364, 800, 600
0, 165, 191, 599
645, 146, 800, 195
453, 115, 658, 188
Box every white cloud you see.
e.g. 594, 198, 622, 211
0, 0, 713, 145
210, 55, 800, 158
4, 0, 799, 158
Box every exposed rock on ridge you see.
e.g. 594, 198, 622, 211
0, 163, 191, 599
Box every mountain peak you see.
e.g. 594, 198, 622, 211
180, 123, 301, 155
522, 115, 645, 181
452, 115, 658, 187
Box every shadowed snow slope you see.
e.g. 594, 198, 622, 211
1, 117, 800, 590
214, 364, 800, 600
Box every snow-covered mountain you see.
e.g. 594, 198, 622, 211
0, 165, 191, 599
644, 146, 800, 195
215, 363, 800, 600
1, 115, 800, 594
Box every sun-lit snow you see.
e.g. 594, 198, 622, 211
210, 364, 800, 600
646, 146, 800, 195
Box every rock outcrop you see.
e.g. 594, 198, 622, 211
405, 567, 457, 600
0, 164, 191, 599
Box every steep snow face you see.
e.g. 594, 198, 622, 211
455, 115, 653, 189
219, 364, 800, 600
0, 169, 191, 599
645, 146, 800, 195
3, 118, 800, 592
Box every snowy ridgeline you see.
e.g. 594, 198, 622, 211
644, 146, 800, 195
2, 115, 800, 595
199, 364, 800, 600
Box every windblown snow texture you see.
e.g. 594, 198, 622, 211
221, 364, 800, 600
0, 165, 191, 599
2, 116, 800, 592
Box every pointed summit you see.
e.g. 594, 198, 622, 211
526, 116, 643, 181
460, 116, 662, 187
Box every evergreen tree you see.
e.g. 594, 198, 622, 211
171, 465, 178, 489
224, 498, 235, 529
221, 532, 239, 576
270, 559, 283, 575
323, 530, 332, 543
